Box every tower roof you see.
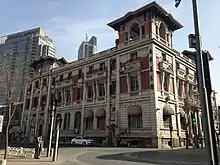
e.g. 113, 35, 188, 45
108, 1, 183, 31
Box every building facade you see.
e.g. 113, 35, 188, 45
0, 28, 56, 105
78, 36, 97, 60
21, 2, 202, 148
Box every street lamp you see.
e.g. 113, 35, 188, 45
46, 95, 58, 157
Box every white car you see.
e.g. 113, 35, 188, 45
71, 136, 94, 146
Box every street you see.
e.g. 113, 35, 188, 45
6, 147, 220, 165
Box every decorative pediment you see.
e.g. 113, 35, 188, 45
124, 61, 141, 73
159, 61, 173, 73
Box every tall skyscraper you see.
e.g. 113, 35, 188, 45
78, 35, 97, 60
0, 27, 56, 105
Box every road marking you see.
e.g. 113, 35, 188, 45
123, 153, 205, 165
73, 151, 92, 165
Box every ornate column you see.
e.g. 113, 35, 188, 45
35, 78, 43, 136
93, 81, 96, 102
115, 55, 120, 130
96, 80, 99, 101
26, 81, 34, 136
160, 71, 164, 96
127, 73, 130, 93
80, 67, 86, 135
138, 71, 141, 95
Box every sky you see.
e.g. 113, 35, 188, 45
0, 0, 219, 103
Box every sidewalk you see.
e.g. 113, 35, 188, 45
0, 150, 64, 165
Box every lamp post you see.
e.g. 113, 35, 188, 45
46, 96, 57, 157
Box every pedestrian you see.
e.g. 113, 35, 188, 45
34, 136, 43, 159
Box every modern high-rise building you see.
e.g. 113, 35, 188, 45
0, 27, 56, 105
78, 35, 97, 60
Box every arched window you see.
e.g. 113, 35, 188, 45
84, 110, 94, 130
130, 23, 140, 40
63, 113, 70, 130
163, 105, 174, 128
74, 112, 81, 129
127, 105, 143, 128
96, 109, 106, 130
159, 23, 166, 40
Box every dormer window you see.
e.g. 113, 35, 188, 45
162, 53, 166, 61
159, 23, 166, 40
130, 23, 140, 40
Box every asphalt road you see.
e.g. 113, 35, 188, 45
5, 147, 220, 165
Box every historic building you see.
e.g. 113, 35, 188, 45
20, 2, 202, 148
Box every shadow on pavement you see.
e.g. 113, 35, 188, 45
97, 148, 220, 165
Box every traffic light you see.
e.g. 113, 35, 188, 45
193, 118, 196, 126
56, 116, 63, 130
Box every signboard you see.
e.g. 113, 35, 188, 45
0, 115, 4, 132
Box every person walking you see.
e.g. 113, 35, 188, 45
34, 136, 43, 159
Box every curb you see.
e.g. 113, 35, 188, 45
123, 152, 205, 165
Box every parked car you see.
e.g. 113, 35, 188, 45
71, 136, 94, 146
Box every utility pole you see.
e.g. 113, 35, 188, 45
191, 0, 218, 164
47, 97, 57, 157
52, 115, 62, 162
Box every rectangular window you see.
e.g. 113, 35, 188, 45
163, 116, 172, 128
125, 32, 129, 41
130, 52, 137, 62
110, 59, 116, 70
99, 63, 105, 71
88, 66, 93, 75
130, 75, 139, 92
87, 86, 93, 99
163, 72, 170, 92
25, 99, 30, 109
42, 78, 47, 86
141, 25, 145, 35
52, 77, 56, 86
162, 53, 166, 61
78, 69, 82, 79
68, 72, 72, 79
65, 88, 71, 103
57, 91, 62, 103
98, 83, 105, 97
35, 81, 39, 89
178, 80, 183, 97
77, 88, 81, 100
59, 75, 63, 82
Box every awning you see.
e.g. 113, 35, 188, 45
96, 109, 106, 117
163, 105, 174, 116
179, 109, 185, 118
9, 126, 20, 133
128, 105, 142, 115
84, 110, 94, 118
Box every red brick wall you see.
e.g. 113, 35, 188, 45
72, 87, 77, 101
140, 56, 149, 70
73, 75, 78, 86
118, 32, 125, 44
120, 76, 128, 93
157, 72, 162, 91
141, 71, 149, 89
156, 57, 160, 69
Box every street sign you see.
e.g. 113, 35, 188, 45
0, 115, 4, 132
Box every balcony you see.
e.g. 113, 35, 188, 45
185, 74, 195, 83
56, 80, 72, 87
85, 71, 107, 81
176, 69, 186, 79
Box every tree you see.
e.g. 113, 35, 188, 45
0, 57, 21, 161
